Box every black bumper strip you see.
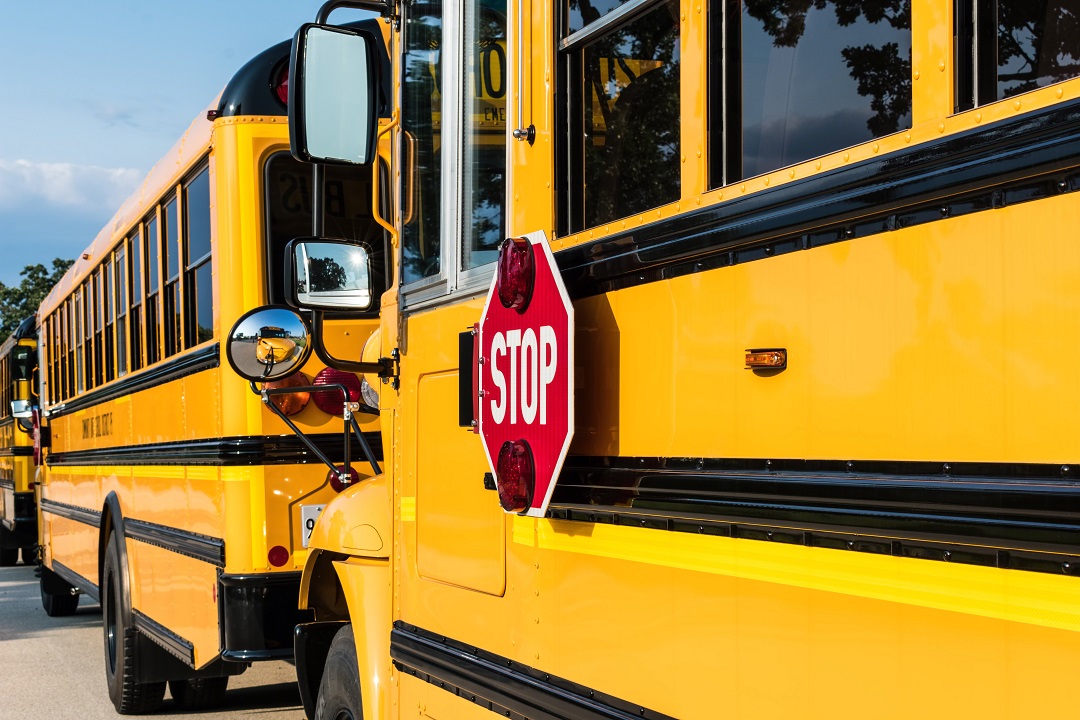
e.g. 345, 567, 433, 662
52, 560, 99, 602
125, 518, 225, 568
0, 446, 33, 458
391, 623, 675, 720
133, 609, 196, 667
40, 498, 101, 528
556, 99, 1080, 299
550, 456, 1080, 575
46, 431, 383, 467
47, 343, 219, 419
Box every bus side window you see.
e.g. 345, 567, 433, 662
558, 0, 682, 235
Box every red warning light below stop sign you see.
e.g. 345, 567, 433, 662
478, 231, 574, 517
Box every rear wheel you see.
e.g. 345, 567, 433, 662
103, 533, 165, 714
39, 566, 79, 617
314, 624, 363, 720
168, 676, 229, 710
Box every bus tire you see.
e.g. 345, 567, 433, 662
314, 624, 363, 720
168, 677, 229, 710
39, 567, 79, 617
0, 547, 17, 566
103, 533, 166, 714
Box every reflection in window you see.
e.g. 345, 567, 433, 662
185, 168, 213, 347
462, 0, 507, 270
567, 0, 637, 34
737, 0, 911, 180
563, 0, 681, 232
402, 3, 443, 285
264, 153, 387, 308
996, 0, 1080, 97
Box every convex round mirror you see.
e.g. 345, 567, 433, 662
226, 306, 312, 382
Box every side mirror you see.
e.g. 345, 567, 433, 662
10, 399, 31, 419
225, 306, 313, 383
287, 238, 374, 311
290, 23, 380, 166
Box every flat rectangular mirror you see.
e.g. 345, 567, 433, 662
290, 238, 374, 310
290, 23, 380, 166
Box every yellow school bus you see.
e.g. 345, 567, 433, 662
35, 25, 391, 714
227, 0, 1080, 718
0, 317, 38, 567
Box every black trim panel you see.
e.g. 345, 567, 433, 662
125, 518, 225, 568
550, 456, 1080, 575
391, 623, 675, 720
556, 99, 1080, 298
52, 560, 99, 602
0, 446, 33, 458
47, 343, 219, 419
47, 431, 383, 467
133, 609, 196, 667
40, 498, 101, 528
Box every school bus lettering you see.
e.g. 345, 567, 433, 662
81, 411, 112, 439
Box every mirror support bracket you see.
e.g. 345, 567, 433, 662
316, 0, 398, 29
309, 310, 397, 383
251, 381, 382, 479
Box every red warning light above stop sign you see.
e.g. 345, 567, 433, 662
478, 231, 574, 517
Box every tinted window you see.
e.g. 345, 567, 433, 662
562, 0, 681, 232
402, 2, 443, 284
737, 0, 911, 180
995, 0, 1080, 99
186, 169, 211, 263
567, 0, 637, 34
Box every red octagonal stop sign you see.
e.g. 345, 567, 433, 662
478, 230, 574, 517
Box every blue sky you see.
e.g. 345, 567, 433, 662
0, 1, 378, 287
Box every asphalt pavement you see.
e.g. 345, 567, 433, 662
0, 559, 307, 719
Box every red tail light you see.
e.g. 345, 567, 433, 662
264, 372, 310, 416
496, 237, 535, 313
273, 63, 289, 106
327, 465, 360, 493
312, 368, 362, 416
268, 545, 290, 568
496, 439, 535, 512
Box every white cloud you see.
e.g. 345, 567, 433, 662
0, 159, 141, 213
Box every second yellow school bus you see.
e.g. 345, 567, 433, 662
0, 317, 39, 567
36, 26, 390, 714
231, 0, 1080, 718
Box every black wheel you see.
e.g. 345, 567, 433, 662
0, 547, 17, 566
168, 676, 229, 710
103, 533, 166, 714
314, 624, 363, 720
40, 567, 79, 617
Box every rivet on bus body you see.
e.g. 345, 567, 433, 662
938, 60, 945, 72
816, 161, 822, 170
740, 185, 746, 193
697, 150, 702, 158
681, 155, 686, 163
843, 152, 849, 162
1014, 100, 1022, 110
873, 144, 879, 153
905, 132, 911, 143
764, 177, 770, 186
789, 170, 795, 179
975, 113, 982, 123
1057, 88, 1064, 99
938, 123, 945, 133
913, 69, 920, 80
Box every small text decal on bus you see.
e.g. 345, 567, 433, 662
82, 412, 113, 440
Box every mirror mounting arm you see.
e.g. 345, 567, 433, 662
310, 310, 397, 381
316, 0, 398, 28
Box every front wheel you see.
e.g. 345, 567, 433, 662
314, 624, 363, 720
102, 533, 165, 714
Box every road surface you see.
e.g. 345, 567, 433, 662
0, 559, 306, 719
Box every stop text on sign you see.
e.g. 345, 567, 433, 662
488, 326, 557, 425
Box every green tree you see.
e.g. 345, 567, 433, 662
0, 259, 74, 338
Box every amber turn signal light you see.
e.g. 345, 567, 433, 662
745, 348, 787, 369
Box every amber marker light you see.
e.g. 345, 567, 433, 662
745, 348, 787, 369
